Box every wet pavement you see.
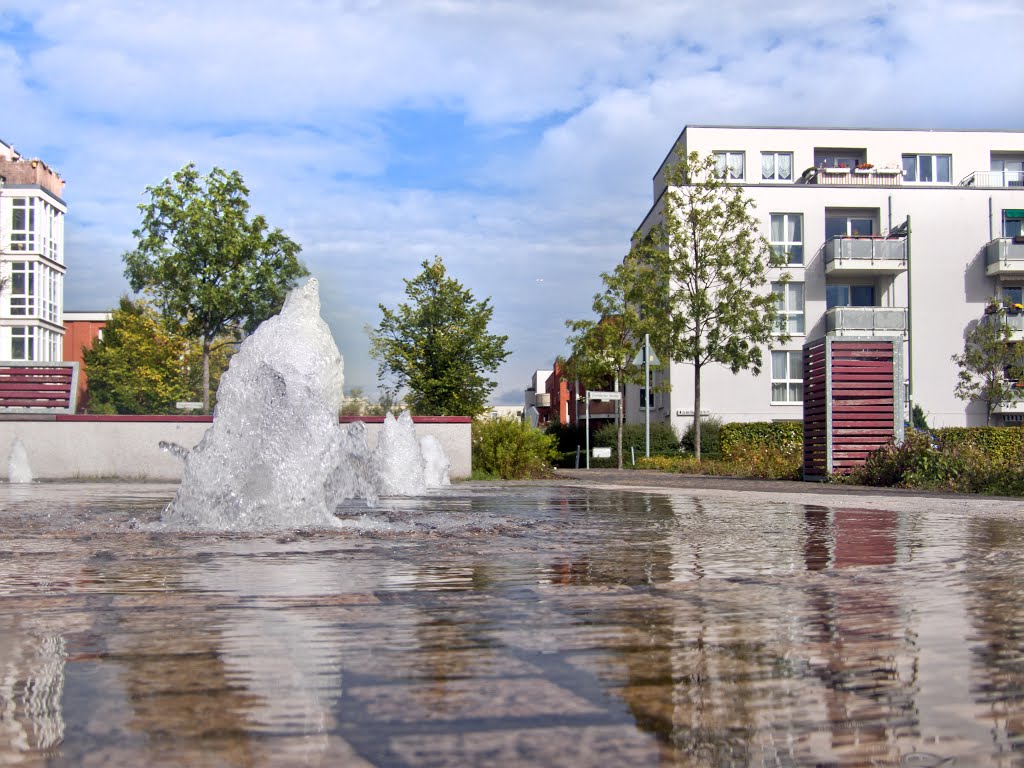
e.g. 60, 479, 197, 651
1, 478, 1023, 766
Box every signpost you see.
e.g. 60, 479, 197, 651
175, 401, 202, 411
632, 334, 660, 458
585, 389, 621, 468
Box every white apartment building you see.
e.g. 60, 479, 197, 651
628, 126, 1024, 431
0, 140, 66, 362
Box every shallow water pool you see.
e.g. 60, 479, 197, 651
1, 481, 1022, 766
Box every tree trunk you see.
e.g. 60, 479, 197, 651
616, 379, 623, 469
693, 355, 702, 462
202, 337, 211, 415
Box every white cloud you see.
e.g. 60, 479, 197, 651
4, 0, 1024, 402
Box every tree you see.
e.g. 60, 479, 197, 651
123, 163, 308, 413
82, 297, 233, 414
565, 258, 655, 468
633, 151, 789, 460
368, 256, 510, 416
952, 313, 1024, 425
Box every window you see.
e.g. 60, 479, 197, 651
772, 281, 805, 334
826, 284, 875, 308
714, 151, 744, 180
991, 157, 1024, 187
825, 213, 875, 239
902, 154, 951, 183
638, 388, 654, 408
10, 327, 34, 361
771, 351, 803, 403
10, 197, 36, 251
1003, 286, 1023, 305
761, 152, 793, 181
8, 262, 35, 316
814, 149, 865, 169
770, 213, 803, 264
1004, 210, 1024, 238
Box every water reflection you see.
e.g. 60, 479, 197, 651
0, 482, 1023, 765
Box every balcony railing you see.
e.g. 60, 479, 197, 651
985, 237, 1024, 276
959, 170, 1024, 188
801, 167, 904, 187
824, 236, 908, 273
981, 309, 1024, 341
825, 306, 908, 336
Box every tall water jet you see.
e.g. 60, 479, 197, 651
373, 411, 426, 496
420, 435, 451, 488
7, 438, 32, 484
163, 279, 346, 530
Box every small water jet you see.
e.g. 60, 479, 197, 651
161, 278, 448, 531
7, 437, 32, 484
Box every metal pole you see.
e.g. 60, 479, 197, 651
644, 333, 651, 458
905, 215, 913, 429
585, 394, 591, 469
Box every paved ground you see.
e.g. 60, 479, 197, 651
551, 467, 1024, 515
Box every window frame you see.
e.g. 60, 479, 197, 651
761, 152, 794, 182
772, 281, 805, 336
10, 326, 35, 361
902, 153, 952, 184
771, 350, 804, 404
713, 151, 745, 181
770, 213, 804, 265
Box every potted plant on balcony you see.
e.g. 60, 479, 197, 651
854, 162, 875, 174
985, 301, 1001, 315
1009, 303, 1024, 316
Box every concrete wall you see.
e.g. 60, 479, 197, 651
0, 415, 472, 481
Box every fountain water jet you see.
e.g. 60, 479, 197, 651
161, 278, 448, 531
7, 437, 32, 484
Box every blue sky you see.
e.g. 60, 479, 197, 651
1, 0, 1023, 404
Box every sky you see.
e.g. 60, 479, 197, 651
1, 0, 1023, 405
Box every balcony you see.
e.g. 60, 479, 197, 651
985, 237, 1024, 277
980, 309, 1024, 342
801, 166, 904, 187
959, 170, 1024, 188
534, 392, 551, 408
825, 306, 907, 337
992, 397, 1024, 415
824, 236, 908, 275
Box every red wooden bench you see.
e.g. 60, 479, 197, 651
0, 362, 79, 414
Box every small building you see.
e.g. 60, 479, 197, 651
0, 140, 67, 363
62, 311, 110, 410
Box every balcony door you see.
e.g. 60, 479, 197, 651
827, 284, 876, 309
826, 213, 875, 240
992, 156, 1024, 187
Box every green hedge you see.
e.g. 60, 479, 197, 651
719, 421, 803, 460
472, 417, 559, 479
933, 427, 1024, 465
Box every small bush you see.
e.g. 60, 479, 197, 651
719, 421, 803, 460
680, 416, 722, 457
848, 428, 1024, 495
592, 422, 680, 458
472, 417, 559, 480
635, 439, 801, 481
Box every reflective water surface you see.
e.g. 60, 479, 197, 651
1, 482, 1023, 766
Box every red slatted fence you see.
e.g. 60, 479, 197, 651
0, 363, 79, 414
803, 337, 903, 479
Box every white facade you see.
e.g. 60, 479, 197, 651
0, 140, 66, 362
628, 126, 1024, 431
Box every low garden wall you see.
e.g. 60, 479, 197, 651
0, 415, 472, 481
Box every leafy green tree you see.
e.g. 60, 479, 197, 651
952, 314, 1024, 425
368, 256, 510, 416
83, 297, 231, 414
633, 151, 789, 459
565, 258, 656, 468
123, 163, 308, 413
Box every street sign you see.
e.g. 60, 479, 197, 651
592, 447, 612, 458
176, 401, 203, 410
588, 391, 621, 401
